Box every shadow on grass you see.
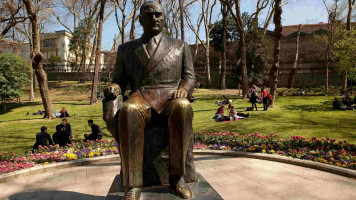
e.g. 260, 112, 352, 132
0, 102, 42, 115
53, 102, 89, 106
0, 135, 34, 140
0, 117, 46, 123
281, 100, 334, 112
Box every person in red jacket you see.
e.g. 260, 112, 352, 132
261, 87, 269, 111
212, 104, 224, 119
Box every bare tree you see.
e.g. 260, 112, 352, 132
269, 0, 282, 108
129, 0, 145, 40
23, 0, 53, 118
341, 0, 356, 94
287, 24, 302, 88
322, 0, 339, 95
219, 3, 228, 90
0, 1, 28, 40
90, 0, 106, 104
186, 0, 218, 88
221, 0, 248, 98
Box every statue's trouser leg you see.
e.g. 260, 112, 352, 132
118, 98, 151, 187
164, 98, 194, 176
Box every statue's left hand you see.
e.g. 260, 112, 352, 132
172, 88, 188, 99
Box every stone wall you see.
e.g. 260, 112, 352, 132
190, 33, 341, 88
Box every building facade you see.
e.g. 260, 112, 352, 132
0, 30, 104, 72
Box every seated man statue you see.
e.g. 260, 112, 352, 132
104, 1, 196, 199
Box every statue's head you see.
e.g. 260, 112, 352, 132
139, 1, 165, 35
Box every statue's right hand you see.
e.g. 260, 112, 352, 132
105, 83, 121, 98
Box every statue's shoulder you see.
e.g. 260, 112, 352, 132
117, 38, 142, 52
164, 36, 185, 47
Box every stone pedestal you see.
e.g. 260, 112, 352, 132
106, 173, 223, 200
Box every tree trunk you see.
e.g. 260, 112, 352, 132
90, 0, 106, 104
29, 38, 35, 102
239, 35, 248, 98
179, 0, 185, 41
205, 43, 211, 88
81, 47, 87, 71
89, 19, 99, 67
269, 0, 282, 108
219, 4, 228, 90
341, 0, 355, 94
23, 0, 53, 119
287, 24, 301, 88
1, 98, 6, 113
122, 12, 126, 44
29, 70, 35, 101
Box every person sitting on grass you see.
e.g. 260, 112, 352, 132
56, 118, 73, 147
212, 104, 224, 119
333, 97, 346, 110
344, 97, 354, 110
84, 119, 103, 141
298, 88, 305, 96
59, 107, 71, 118
228, 104, 250, 120
222, 95, 231, 105
33, 126, 53, 151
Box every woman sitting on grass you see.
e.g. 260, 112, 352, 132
212, 104, 224, 119
228, 104, 250, 120
59, 107, 71, 118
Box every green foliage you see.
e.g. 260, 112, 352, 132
0, 53, 30, 100
48, 55, 61, 66
209, 12, 250, 52
209, 16, 240, 52
332, 28, 356, 74
69, 17, 94, 55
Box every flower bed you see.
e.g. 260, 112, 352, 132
0, 139, 119, 174
194, 131, 356, 170
1, 133, 356, 175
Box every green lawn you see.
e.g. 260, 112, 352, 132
1, 86, 355, 154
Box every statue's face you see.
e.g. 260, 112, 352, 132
139, 2, 165, 35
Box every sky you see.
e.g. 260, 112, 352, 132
50, 0, 336, 51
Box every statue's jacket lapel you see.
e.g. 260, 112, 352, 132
130, 35, 185, 113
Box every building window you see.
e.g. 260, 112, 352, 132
43, 38, 56, 47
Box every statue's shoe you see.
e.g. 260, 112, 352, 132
171, 176, 192, 199
123, 187, 141, 200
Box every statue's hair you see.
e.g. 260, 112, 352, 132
140, 1, 164, 15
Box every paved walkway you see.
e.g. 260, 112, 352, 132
1, 155, 356, 200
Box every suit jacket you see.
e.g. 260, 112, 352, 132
36, 132, 53, 147
113, 34, 196, 113
91, 124, 103, 137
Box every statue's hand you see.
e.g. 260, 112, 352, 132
172, 88, 188, 99
104, 83, 121, 98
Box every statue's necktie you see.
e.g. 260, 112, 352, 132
147, 37, 157, 57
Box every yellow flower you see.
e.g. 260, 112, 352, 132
270, 150, 275, 153
43, 162, 49, 165
262, 150, 266, 154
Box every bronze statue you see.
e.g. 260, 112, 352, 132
104, 1, 196, 199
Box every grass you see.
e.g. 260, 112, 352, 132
1, 83, 356, 154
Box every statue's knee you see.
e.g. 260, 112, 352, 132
121, 103, 140, 115
172, 98, 192, 113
